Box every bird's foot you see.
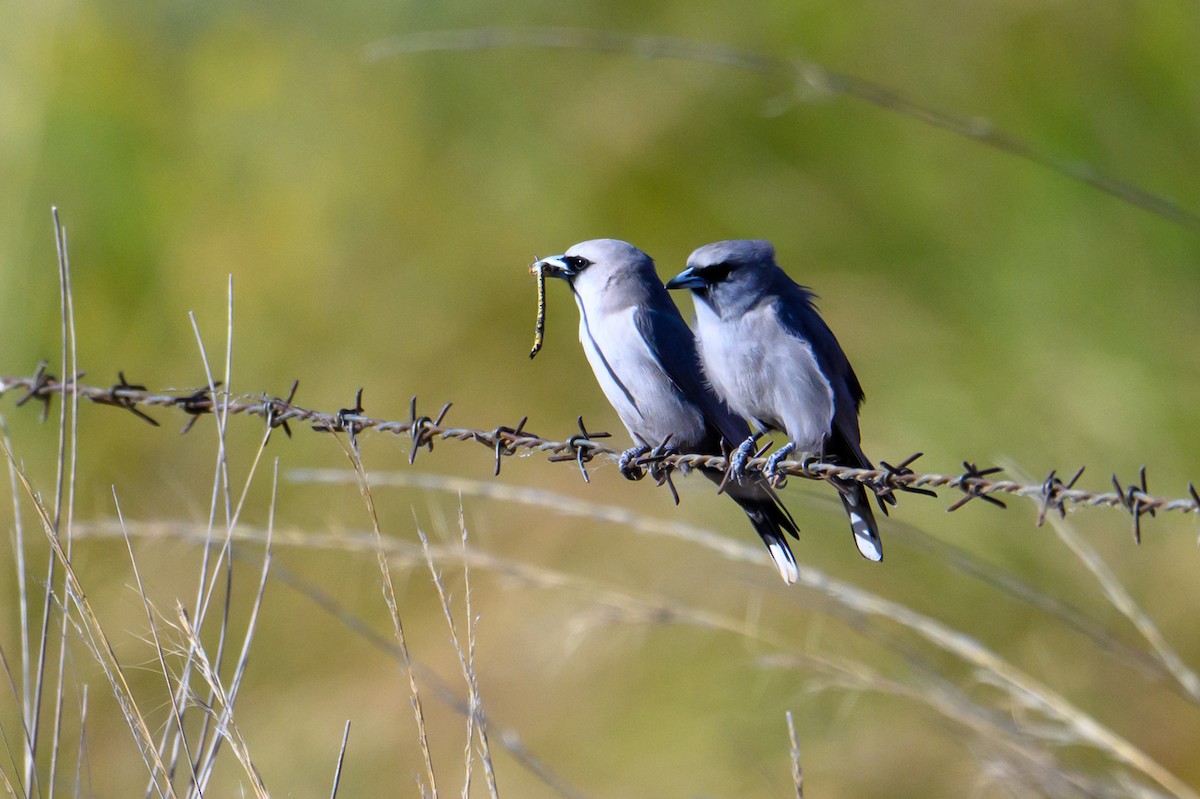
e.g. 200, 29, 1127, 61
727, 435, 761, 483
618, 445, 651, 480
764, 442, 797, 488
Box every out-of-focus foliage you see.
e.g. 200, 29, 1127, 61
1, 2, 1198, 797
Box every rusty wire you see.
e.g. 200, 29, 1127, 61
2, 370, 1198, 534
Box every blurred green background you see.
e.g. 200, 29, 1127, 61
2, 1, 1199, 797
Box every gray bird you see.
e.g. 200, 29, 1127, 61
534, 239, 802, 583
665, 239, 892, 562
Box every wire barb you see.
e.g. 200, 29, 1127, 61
177, 382, 223, 434
639, 435, 680, 505
264, 379, 300, 439
1036, 466, 1085, 527
947, 462, 1007, 512
546, 416, 611, 483
877, 452, 934, 502
90, 371, 161, 427
15, 360, 56, 422
1112, 467, 1155, 544
314, 388, 367, 451
483, 416, 533, 477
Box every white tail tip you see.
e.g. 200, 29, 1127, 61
768, 542, 800, 584
848, 510, 883, 562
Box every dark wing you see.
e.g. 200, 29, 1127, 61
633, 304, 751, 454
771, 281, 871, 469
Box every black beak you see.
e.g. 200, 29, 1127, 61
665, 266, 706, 290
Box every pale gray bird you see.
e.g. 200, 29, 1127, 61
665, 239, 892, 562
534, 239, 802, 583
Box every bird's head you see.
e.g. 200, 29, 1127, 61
534, 239, 658, 304
665, 239, 777, 315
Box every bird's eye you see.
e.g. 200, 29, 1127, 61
700, 263, 734, 283
564, 255, 592, 271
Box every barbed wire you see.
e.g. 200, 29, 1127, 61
2, 367, 1198, 537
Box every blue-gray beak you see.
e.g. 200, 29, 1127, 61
665, 267, 706, 290
535, 255, 575, 279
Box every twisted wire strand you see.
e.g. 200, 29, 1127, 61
2, 371, 1198, 528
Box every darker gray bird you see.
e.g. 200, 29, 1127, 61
666, 239, 892, 562
534, 239, 802, 583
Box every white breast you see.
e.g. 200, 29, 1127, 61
693, 301, 833, 452
575, 299, 706, 448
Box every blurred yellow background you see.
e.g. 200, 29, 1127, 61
1, 2, 1198, 797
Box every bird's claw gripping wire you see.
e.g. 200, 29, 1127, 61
764, 441, 797, 488
725, 433, 762, 484
717, 435, 771, 494
617, 436, 679, 500
618, 445, 651, 481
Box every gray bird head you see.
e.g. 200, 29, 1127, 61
535, 239, 661, 309
665, 239, 779, 317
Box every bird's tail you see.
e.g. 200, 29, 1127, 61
837, 480, 883, 562
710, 471, 801, 584
739, 497, 801, 584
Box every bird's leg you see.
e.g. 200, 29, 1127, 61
618, 445, 651, 480
727, 433, 762, 482
764, 442, 797, 488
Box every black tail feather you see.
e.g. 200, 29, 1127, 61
837, 480, 883, 562
704, 468, 800, 583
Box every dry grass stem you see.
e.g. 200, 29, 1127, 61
0, 436, 176, 797
329, 721, 351, 799
1047, 513, 1200, 703
417, 516, 499, 799
785, 711, 803, 798
114, 489, 200, 789
337, 434, 438, 797
190, 461, 276, 796
174, 603, 268, 799
288, 470, 1181, 679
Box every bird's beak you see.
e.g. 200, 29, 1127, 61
665, 266, 706, 290
533, 255, 574, 279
